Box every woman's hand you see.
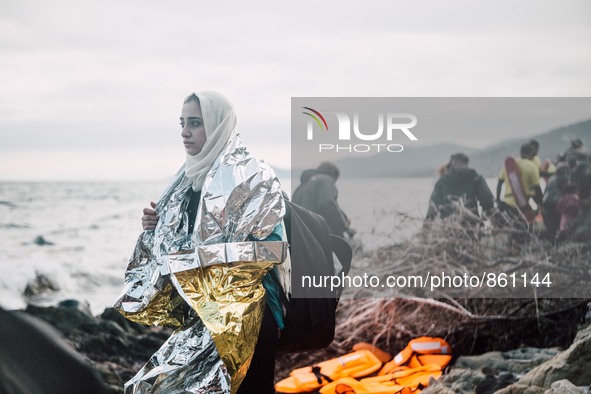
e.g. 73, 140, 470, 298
142, 201, 159, 231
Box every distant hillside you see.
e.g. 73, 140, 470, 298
470, 119, 591, 177
331, 119, 591, 178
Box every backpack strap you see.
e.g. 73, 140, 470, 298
311, 365, 333, 385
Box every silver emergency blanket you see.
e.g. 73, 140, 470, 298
114, 131, 286, 393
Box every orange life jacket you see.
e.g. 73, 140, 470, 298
275, 336, 452, 394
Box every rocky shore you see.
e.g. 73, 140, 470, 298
4, 300, 588, 393
18, 302, 172, 393
424, 322, 591, 393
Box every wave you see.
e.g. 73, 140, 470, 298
0, 223, 30, 229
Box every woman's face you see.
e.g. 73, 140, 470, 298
180, 100, 206, 156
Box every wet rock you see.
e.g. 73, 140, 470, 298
23, 272, 60, 297
494, 325, 591, 393
545, 379, 586, 394
475, 372, 517, 394
0, 307, 109, 394
33, 235, 54, 245
100, 307, 146, 334
424, 327, 591, 394
493, 385, 545, 394
512, 325, 591, 389
22, 302, 172, 392
17, 302, 591, 394
424, 346, 560, 394
58, 299, 93, 316
421, 385, 457, 394
423, 368, 486, 394
455, 347, 560, 375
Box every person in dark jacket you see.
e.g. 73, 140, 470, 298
556, 182, 581, 239
542, 163, 571, 239
426, 153, 494, 220
570, 157, 591, 201
292, 162, 354, 239
558, 139, 588, 163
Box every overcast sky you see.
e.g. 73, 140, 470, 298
1, 0, 590, 180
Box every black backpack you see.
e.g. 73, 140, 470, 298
277, 200, 352, 353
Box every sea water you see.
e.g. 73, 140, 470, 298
0, 180, 166, 314
0, 177, 496, 314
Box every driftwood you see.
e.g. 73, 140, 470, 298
332, 297, 588, 356
275, 205, 590, 382
275, 297, 588, 382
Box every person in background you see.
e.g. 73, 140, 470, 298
292, 162, 356, 240
496, 143, 543, 220
529, 139, 555, 180
529, 139, 543, 173
556, 182, 581, 240
559, 139, 588, 162
542, 163, 571, 239
570, 155, 591, 202
426, 153, 494, 220
437, 160, 452, 178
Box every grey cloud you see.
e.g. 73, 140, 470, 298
0, 0, 590, 179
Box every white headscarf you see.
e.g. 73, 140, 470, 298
184, 91, 237, 191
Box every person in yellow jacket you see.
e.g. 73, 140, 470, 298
529, 140, 543, 173
496, 143, 543, 219
529, 139, 556, 180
